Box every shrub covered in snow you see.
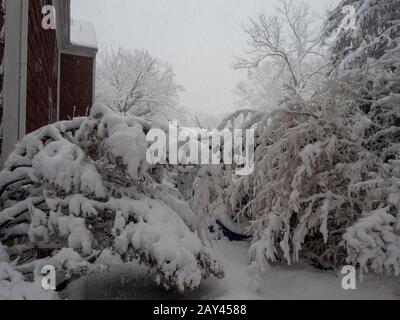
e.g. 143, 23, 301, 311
324, 0, 400, 72
190, 0, 400, 278
0, 262, 58, 300
0, 104, 223, 298
229, 84, 400, 275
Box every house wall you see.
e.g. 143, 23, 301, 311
1, 0, 96, 165
26, 0, 58, 134
59, 53, 93, 120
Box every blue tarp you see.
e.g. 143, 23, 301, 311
210, 219, 251, 241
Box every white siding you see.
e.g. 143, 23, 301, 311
1, 0, 28, 165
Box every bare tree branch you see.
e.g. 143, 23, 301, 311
234, 0, 327, 91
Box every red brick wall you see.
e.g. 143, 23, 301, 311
26, 0, 58, 134
59, 54, 93, 120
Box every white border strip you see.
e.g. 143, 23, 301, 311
1, 0, 29, 165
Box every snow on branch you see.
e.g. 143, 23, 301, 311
0, 104, 223, 297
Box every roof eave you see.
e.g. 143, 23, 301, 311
63, 44, 98, 58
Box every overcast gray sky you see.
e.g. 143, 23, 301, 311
72, 0, 337, 115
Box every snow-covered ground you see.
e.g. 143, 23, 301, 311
62, 239, 400, 300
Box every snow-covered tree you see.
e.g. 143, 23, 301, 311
234, 0, 328, 109
228, 0, 400, 275
324, 0, 400, 274
234, 64, 288, 112
324, 0, 400, 72
191, 0, 400, 278
224, 75, 400, 277
96, 48, 184, 120
0, 104, 223, 298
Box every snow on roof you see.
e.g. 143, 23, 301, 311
70, 19, 98, 49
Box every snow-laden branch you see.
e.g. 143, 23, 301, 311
0, 104, 224, 297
